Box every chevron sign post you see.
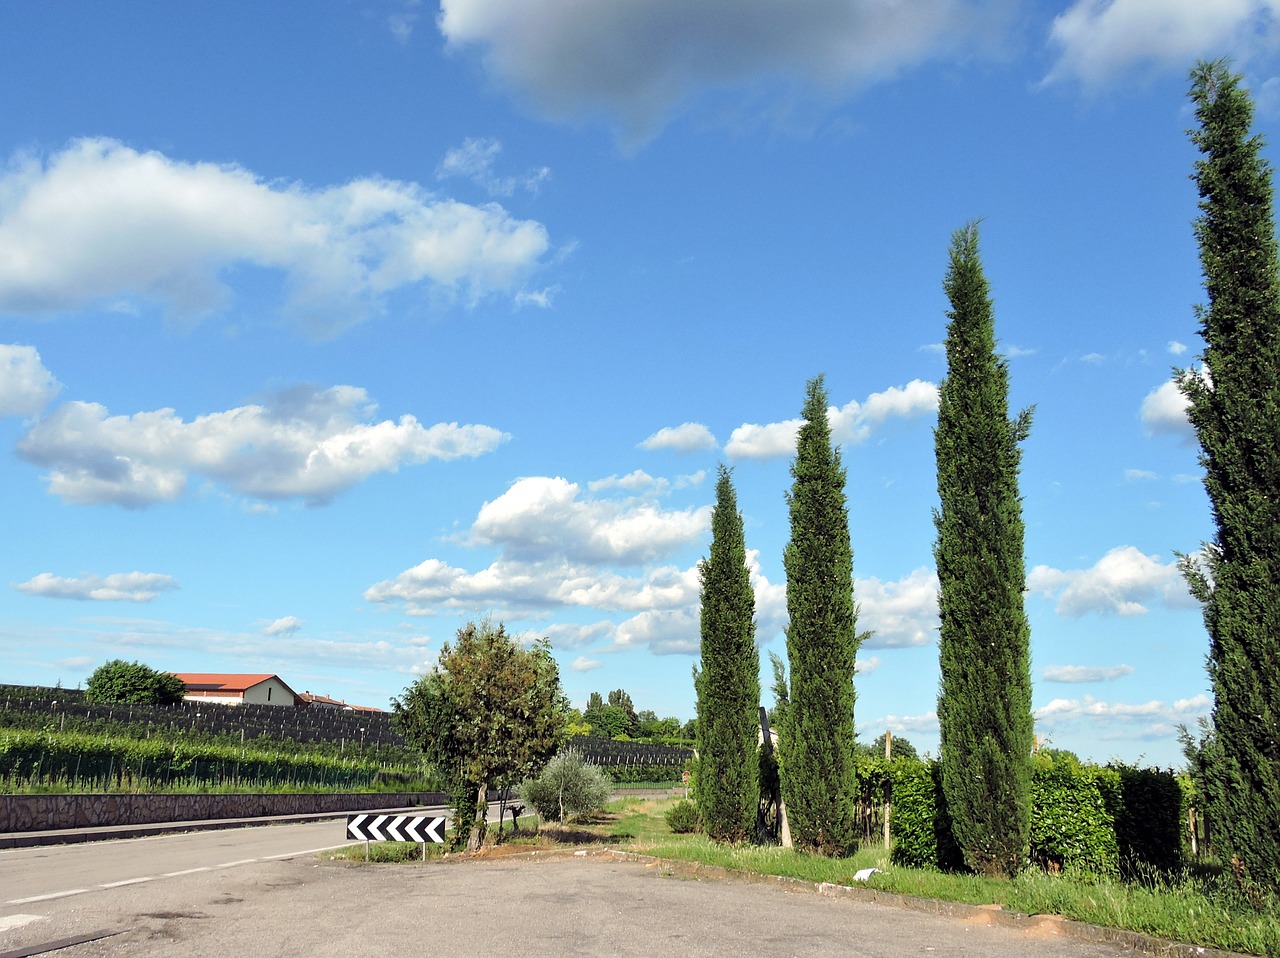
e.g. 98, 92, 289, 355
348, 813, 447, 860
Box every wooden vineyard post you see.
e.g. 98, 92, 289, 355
884, 730, 892, 849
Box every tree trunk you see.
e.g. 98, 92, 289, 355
466, 781, 487, 851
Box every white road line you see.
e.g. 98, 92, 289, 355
215, 859, 259, 868
100, 876, 156, 888
162, 867, 212, 877
7, 888, 89, 905
262, 844, 350, 860
0, 914, 46, 932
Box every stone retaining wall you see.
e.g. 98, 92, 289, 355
1, 792, 448, 833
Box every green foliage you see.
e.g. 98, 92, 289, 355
890, 758, 1183, 882
780, 375, 860, 857
1111, 763, 1186, 878
934, 223, 1035, 878
519, 749, 612, 823
889, 760, 962, 870
695, 465, 760, 845
865, 733, 919, 762
393, 619, 568, 850
84, 660, 186, 706
582, 703, 634, 738
1030, 760, 1120, 878
1180, 59, 1280, 896
665, 799, 701, 834
0, 728, 435, 794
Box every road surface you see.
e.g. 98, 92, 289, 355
0, 833, 1141, 958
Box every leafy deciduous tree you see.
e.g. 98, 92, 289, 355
934, 222, 1035, 878
1180, 59, 1280, 893
695, 464, 760, 843
393, 619, 567, 850
780, 375, 860, 857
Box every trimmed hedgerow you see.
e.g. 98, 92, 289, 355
889, 757, 1182, 878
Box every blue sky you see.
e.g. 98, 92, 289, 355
2, 0, 1275, 767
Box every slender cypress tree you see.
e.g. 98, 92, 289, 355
1180, 60, 1280, 893
696, 465, 760, 843
934, 223, 1034, 878
781, 375, 860, 857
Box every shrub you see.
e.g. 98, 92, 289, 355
84, 660, 186, 706
1031, 759, 1120, 877
666, 799, 700, 834
889, 760, 961, 869
519, 749, 612, 823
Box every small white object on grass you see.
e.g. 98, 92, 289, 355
852, 867, 881, 882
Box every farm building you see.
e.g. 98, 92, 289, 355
297, 691, 382, 712
170, 673, 298, 707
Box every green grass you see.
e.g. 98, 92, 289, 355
610, 798, 1279, 957
326, 841, 448, 863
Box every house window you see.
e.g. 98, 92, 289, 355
268, 687, 272, 702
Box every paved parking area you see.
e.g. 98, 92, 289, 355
1, 850, 1143, 958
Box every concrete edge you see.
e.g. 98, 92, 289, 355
585, 849, 1253, 958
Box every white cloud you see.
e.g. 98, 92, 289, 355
869, 711, 940, 735
727, 380, 937, 461
858, 567, 939, 648
1042, 664, 1135, 683
570, 655, 603, 672
437, 0, 1014, 141
0, 138, 551, 336
855, 655, 881, 675
1140, 378, 1195, 442
14, 571, 179, 602
1034, 693, 1210, 742
389, 0, 422, 42
470, 475, 711, 564
437, 137, 551, 197
0, 344, 60, 417
639, 422, 717, 453
1003, 344, 1037, 358
18, 383, 508, 507
1027, 545, 1195, 616
1123, 468, 1159, 482
1080, 352, 1106, 365
1046, 0, 1280, 87
514, 286, 558, 308
365, 555, 701, 617
1168, 340, 1188, 356
588, 470, 668, 493
612, 608, 699, 656
263, 616, 303, 637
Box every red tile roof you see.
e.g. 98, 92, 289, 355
169, 673, 285, 693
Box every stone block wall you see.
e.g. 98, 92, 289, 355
1, 792, 448, 832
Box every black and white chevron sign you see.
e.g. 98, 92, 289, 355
347, 813, 446, 844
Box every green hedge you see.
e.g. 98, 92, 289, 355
888, 757, 1182, 877
1030, 762, 1120, 876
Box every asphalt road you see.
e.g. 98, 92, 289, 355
0, 845, 1139, 958
1, 817, 358, 905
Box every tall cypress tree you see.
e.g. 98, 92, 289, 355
696, 465, 760, 843
1180, 60, 1280, 893
934, 223, 1034, 878
781, 375, 859, 857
